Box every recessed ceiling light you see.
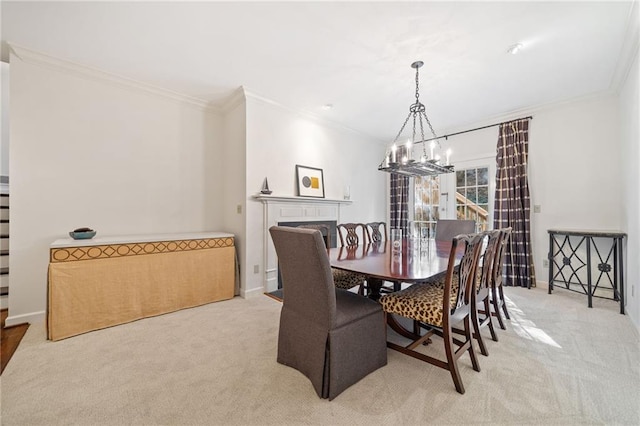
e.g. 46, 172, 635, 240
507, 43, 524, 55
321, 104, 333, 110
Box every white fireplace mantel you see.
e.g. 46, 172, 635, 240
253, 194, 351, 292
252, 194, 352, 205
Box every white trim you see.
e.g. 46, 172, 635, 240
241, 286, 266, 299
255, 196, 346, 293
219, 87, 246, 114
5, 310, 45, 327
610, 1, 640, 93
440, 91, 613, 137
8, 43, 220, 113
243, 88, 387, 144
252, 194, 352, 205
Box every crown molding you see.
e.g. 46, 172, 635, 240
242, 87, 386, 144
219, 86, 247, 114
7, 43, 220, 113
610, 1, 639, 93
439, 89, 617, 138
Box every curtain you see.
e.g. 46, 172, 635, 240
390, 146, 410, 236
494, 118, 536, 288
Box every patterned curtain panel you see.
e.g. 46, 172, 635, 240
390, 146, 409, 235
494, 118, 536, 288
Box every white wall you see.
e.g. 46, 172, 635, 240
446, 95, 622, 290
243, 93, 387, 297
220, 90, 247, 295
619, 46, 639, 331
7, 51, 224, 325
1, 62, 9, 178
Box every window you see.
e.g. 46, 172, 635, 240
456, 167, 489, 231
413, 176, 440, 238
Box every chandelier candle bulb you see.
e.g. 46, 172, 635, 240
430, 141, 435, 160
391, 144, 397, 163
446, 149, 452, 165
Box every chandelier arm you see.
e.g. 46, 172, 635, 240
421, 111, 440, 148
392, 112, 413, 145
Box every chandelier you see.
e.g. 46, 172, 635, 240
378, 61, 454, 177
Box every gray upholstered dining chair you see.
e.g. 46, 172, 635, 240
379, 233, 484, 394
269, 226, 387, 400
435, 219, 476, 242
298, 223, 366, 295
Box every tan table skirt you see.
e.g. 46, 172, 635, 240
48, 239, 235, 341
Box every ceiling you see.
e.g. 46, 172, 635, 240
1, 1, 637, 143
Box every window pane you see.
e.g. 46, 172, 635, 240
456, 206, 465, 219
477, 167, 489, 185
466, 169, 476, 186
466, 188, 477, 203
478, 186, 488, 204
456, 170, 465, 187
456, 189, 465, 205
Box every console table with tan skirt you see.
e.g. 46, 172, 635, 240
48, 232, 236, 340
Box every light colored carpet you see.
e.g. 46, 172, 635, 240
1, 285, 639, 425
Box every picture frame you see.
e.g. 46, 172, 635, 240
295, 165, 325, 198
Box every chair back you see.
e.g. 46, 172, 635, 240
435, 220, 476, 242
297, 223, 331, 249
477, 230, 502, 293
443, 233, 484, 322
269, 226, 336, 329
365, 222, 387, 244
493, 227, 513, 289
337, 223, 368, 247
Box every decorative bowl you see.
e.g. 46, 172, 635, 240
69, 230, 97, 240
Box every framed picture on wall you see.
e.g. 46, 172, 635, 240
295, 165, 325, 198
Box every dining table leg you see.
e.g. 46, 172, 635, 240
366, 277, 384, 300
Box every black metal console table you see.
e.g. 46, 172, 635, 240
548, 229, 626, 314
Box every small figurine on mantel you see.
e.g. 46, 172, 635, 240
260, 177, 272, 195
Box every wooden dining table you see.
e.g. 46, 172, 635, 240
328, 238, 459, 299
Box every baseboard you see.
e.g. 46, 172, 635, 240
4, 310, 45, 327
241, 286, 266, 299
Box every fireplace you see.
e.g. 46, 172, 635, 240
254, 195, 351, 293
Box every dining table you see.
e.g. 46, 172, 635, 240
328, 238, 460, 300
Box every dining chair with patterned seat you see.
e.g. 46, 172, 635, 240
379, 233, 484, 394
490, 227, 513, 329
269, 226, 387, 400
365, 222, 387, 244
297, 223, 366, 295
470, 229, 502, 355
334, 223, 369, 294
365, 221, 401, 292
425, 229, 502, 356
337, 223, 368, 247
